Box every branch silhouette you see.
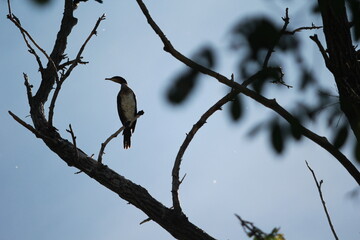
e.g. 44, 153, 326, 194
6, 1, 217, 239
306, 161, 339, 240
172, 89, 239, 212
97, 111, 144, 163
135, 0, 360, 186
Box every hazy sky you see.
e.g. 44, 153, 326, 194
1, 1, 359, 240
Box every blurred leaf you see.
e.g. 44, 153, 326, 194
312, 2, 320, 13
333, 125, 349, 149
166, 46, 216, 105
196, 46, 216, 68
232, 18, 278, 60
247, 122, 264, 137
290, 122, 302, 141
167, 69, 199, 104
299, 68, 316, 90
31, 0, 51, 5
270, 121, 284, 154
327, 108, 342, 127
229, 95, 243, 121
231, 17, 298, 61
251, 67, 283, 93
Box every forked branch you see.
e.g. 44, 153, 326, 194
135, 0, 360, 185
48, 14, 106, 126
7, 5, 58, 82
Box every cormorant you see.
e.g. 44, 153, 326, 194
105, 76, 137, 149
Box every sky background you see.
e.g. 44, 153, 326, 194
1, 0, 359, 240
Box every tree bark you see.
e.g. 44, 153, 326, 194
318, 0, 360, 142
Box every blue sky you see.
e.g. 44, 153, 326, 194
1, 0, 359, 240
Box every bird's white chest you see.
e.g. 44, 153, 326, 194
120, 93, 136, 120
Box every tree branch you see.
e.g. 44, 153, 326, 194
48, 13, 106, 126
285, 24, 322, 35
310, 34, 331, 70
262, 8, 290, 69
172, 91, 239, 212
305, 161, 339, 240
8, 111, 52, 142
97, 111, 144, 163
23, 73, 33, 104
67, 124, 79, 161
135, 0, 360, 185
9, 1, 217, 240
33, 0, 76, 106
7, 9, 58, 82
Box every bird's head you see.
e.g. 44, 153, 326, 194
105, 76, 127, 84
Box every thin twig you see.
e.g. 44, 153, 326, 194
139, 217, 152, 225
60, 13, 106, 81
305, 161, 339, 240
285, 24, 322, 35
17, 24, 44, 71
59, 59, 89, 70
136, 0, 360, 186
8, 111, 51, 141
48, 14, 106, 126
263, 8, 290, 69
66, 124, 79, 161
97, 111, 144, 163
172, 91, 239, 212
7, 0, 12, 16
310, 34, 331, 69
7, 8, 58, 81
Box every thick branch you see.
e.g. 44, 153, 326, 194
34, 0, 77, 105
136, 0, 360, 185
172, 91, 239, 212
318, 0, 360, 142
10, 111, 216, 240
9, 1, 216, 240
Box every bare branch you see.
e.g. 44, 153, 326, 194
262, 8, 290, 69
60, 13, 106, 81
135, 0, 360, 185
305, 161, 339, 240
66, 124, 79, 161
59, 58, 89, 70
97, 111, 144, 163
7, 0, 12, 16
172, 91, 239, 212
310, 34, 332, 69
285, 24, 322, 35
23, 73, 33, 104
8, 111, 51, 141
48, 14, 106, 126
7, 11, 58, 82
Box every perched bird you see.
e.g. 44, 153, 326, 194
105, 76, 137, 149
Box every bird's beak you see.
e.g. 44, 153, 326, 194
105, 77, 115, 82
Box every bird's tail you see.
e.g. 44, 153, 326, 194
123, 127, 132, 149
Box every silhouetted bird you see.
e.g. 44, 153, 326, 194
105, 76, 137, 149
